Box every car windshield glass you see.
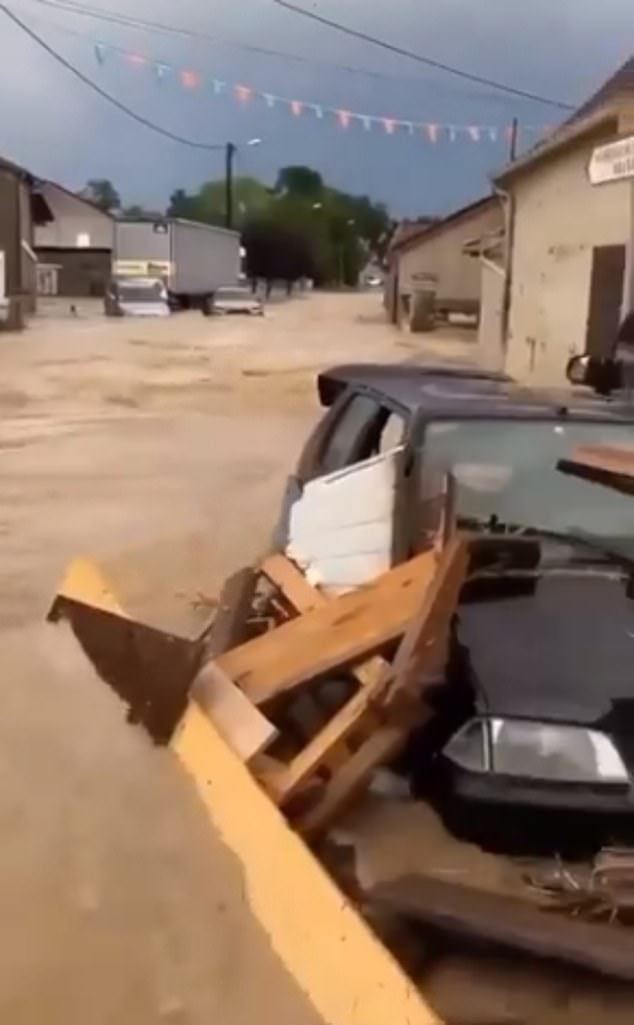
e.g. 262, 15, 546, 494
422, 419, 634, 557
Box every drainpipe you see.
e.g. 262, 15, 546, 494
494, 184, 515, 353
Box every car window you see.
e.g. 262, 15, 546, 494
317, 393, 406, 477
379, 412, 405, 454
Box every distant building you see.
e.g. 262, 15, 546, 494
0, 156, 38, 329
491, 56, 634, 385
385, 199, 503, 330
34, 181, 114, 297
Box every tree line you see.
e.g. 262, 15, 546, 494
79, 168, 393, 288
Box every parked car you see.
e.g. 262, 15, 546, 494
104, 276, 170, 317
275, 362, 634, 851
212, 286, 264, 316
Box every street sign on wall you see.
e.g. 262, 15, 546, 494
588, 136, 634, 185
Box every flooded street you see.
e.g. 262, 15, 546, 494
0, 292, 469, 1022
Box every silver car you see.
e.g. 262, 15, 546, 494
104, 276, 170, 317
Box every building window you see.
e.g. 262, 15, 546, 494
76, 232, 91, 248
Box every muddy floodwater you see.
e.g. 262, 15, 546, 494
0, 293, 445, 1022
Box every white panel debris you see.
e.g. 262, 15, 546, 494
286, 447, 402, 594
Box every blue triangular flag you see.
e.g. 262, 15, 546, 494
153, 63, 170, 83
94, 42, 108, 65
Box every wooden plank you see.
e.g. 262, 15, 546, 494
260, 554, 326, 614
219, 551, 439, 706
296, 721, 414, 838
558, 445, 634, 495
204, 566, 257, 657
568, 444, 634, 478
260, 554, 390, 690
381, 536, 469, 709
370, 874, 634, 983
288, 538, 469, 831
192, 661, 278, 762
257, 686, 383, 804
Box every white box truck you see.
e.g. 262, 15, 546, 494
113, 219, 241, 313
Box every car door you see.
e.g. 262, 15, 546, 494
272, 388, 409, 554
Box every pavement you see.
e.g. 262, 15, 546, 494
0, 291, 479, 1024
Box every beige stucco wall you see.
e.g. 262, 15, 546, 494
397, 201, 503, 305
506, 134, 630, 386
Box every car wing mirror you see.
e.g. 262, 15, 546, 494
565, 353, 623, 395
566, 354, 592, 386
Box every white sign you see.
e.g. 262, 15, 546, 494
588, 136, 634, 185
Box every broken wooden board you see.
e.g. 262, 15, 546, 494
289, 539, 468, 835
192, 661, 278, 762
218, 550, 439, 706
370, 874, 634, 983
558, 445, 634, 496
381, 536, 469, 708
297, 720, 417, 839
260, 554, 390, 688
257, 554, 392, 801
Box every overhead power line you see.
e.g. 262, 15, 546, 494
13, 0, 536, 102
270, 0, 575, 111
1, 5, 226, 149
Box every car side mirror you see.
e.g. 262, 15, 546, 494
566, 354, 591, 386
566, 353, 623, 395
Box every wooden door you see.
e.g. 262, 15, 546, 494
585, 245, 626, 357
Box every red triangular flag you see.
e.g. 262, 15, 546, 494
127, 53, 146, 68
468, 126, 480, 142
337, 110, 352, 129
291, 100, 303, 117
234, 84, 252, 104
181, 70, 199, 89
425, 123, 439, 143
383, 118, 396, 135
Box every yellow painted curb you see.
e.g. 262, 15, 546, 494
173, 702, 442, 1025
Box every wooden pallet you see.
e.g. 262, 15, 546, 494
249, 538, 468, 836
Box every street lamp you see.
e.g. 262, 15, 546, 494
225, 138, 262, 229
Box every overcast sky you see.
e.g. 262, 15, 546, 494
1, 0, 633, 216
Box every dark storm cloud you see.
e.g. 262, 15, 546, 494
1, 0, 633, 214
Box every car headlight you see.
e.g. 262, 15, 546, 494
444, 718, 629, 785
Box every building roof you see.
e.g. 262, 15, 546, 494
495, 55, 634, 186
0, 154, 35, 183
568, 56, 634, 126
389, 195, 498, 255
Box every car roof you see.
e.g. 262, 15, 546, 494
318, 363, 634, 423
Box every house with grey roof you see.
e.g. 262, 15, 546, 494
490, 56, 634, 385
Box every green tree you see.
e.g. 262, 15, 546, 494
79, 178, 121, 213
275, 166, 324, 199
168, 177, 270, 228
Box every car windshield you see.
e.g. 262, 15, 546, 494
421, 418, 634, 558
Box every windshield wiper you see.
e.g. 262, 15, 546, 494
458, 516, 634, 568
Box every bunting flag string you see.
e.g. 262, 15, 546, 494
92, 40, 554, 143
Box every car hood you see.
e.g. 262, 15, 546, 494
456, 572, 634, 728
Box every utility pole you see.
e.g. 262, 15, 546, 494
225, 142, 236, 229
508, 118, 519, 162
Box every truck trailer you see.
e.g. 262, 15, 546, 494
113, 218, 241, 312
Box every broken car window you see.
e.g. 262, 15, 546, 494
318, 394, 405, 476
